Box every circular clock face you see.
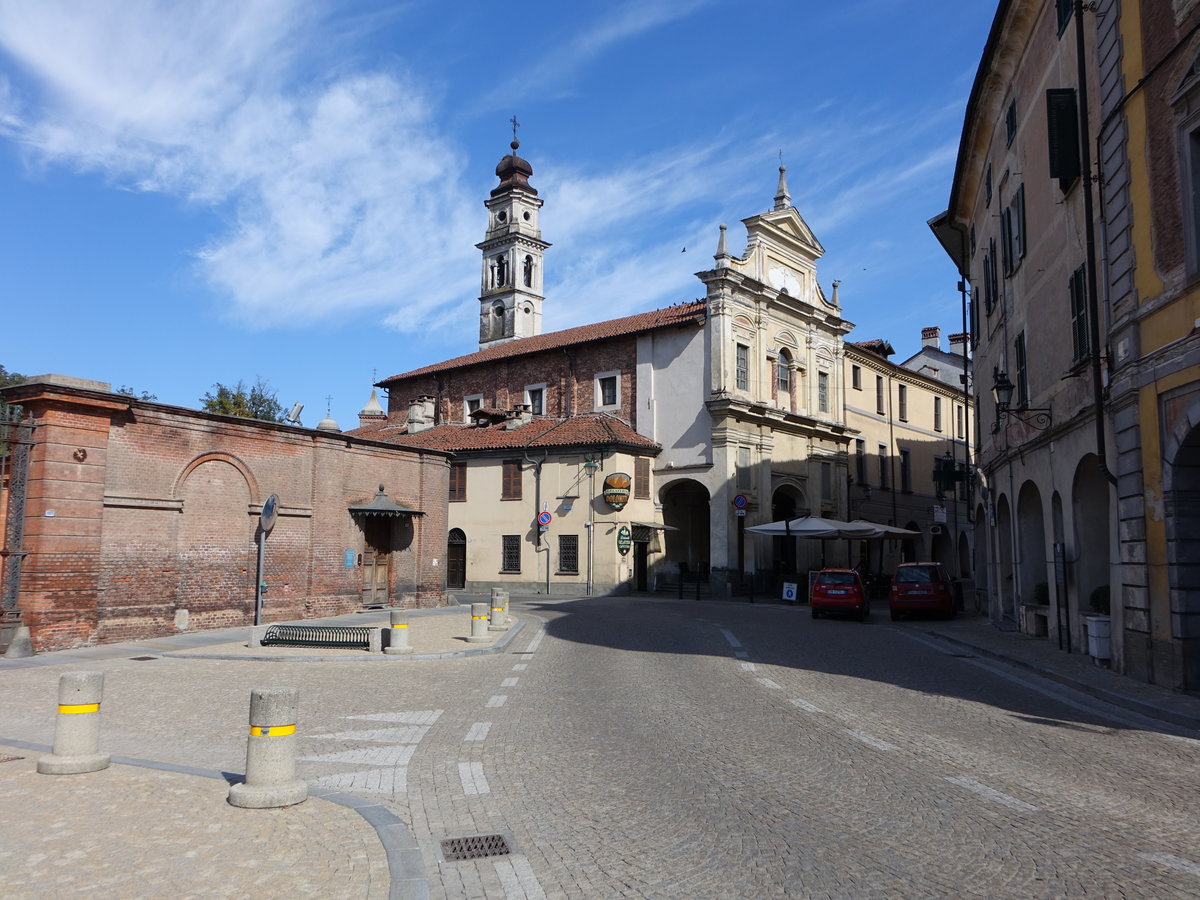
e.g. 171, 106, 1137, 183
768, 266, 802, 297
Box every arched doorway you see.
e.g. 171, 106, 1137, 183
903, 520, 922, 563
974, 502, 989, 615
661, 480, 710, 582
1165, 422, 1200, 690
995, 494, 1015, 622
1073, 456, 1110, 620
447, 529, 466, 590
770, 485, 807, 574
1017, 481, 1048, 608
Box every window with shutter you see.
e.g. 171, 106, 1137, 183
1069, 265, 1089, 363
1046, 88, 1080, 191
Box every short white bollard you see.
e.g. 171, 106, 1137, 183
384, 609, 413, 655
489, 597, 506, 632
228, 687, 307, 809
467, 602, 490, 643
38, 671, 111, 775
501, 590, 512, 626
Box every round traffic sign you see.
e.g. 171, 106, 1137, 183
537, 511, 553, 526
733, 493, 748, 509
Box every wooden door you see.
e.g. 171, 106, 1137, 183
447, 529, 467, 590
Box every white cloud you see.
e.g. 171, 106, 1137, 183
0, 0, 477, 326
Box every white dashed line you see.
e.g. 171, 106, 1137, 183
757, 677, 783, 690
501, 677, 520, 687
789, 698, 823, 713
301, 745, 417, 765
944, 775, 1040, 813
458, 761, 490, 794
309, 726, 430, 743
314, 767, 406, 795
346, 710, 443, 724
495, 856, 548, 899
487, 695, 509, 708
843, 729, 897, 752
464, 722, 492, 742
1139, 853, 1200, 878
720, 629, 742, 648
512, 663, 528, 671
740, 662, 758, 672
524, 626, 546, 654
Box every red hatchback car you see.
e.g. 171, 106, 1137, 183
889, 562, 955, 620
810, 569, 868, 621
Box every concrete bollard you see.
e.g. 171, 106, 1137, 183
384, 609, 413, 655
4, 624, 34, 659
227, 687, 308, 809
467, 602, 490, 643
488, 596, 506, 632
249, 625, 268, 648
501, 590, 512, 626
38, 671, 111, 775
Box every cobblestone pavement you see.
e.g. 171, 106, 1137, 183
2, 598, 1200, 898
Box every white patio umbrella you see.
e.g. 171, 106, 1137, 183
845, 520, 921, 538
744, 516, 840, 538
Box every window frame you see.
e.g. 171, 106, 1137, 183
899, 448, 912, 493
776, 349, 792, 396
501, 535, 521, 573
1069, 264, 1089, 364
634, 457, 651, 499
463, 394, 483, 421
855, 439, 867, 485
876, 375, 886, 415
449, 462, 467, 502
557, 534, 579, 575
934, 396, 943, 433
817, 371, 829, 413
595, 372, 620, 410
501, 458, 523, 500
878, 444, 890, 490
1015, 332, 1029, 406
735, 344, 749, 391
851, 365, 861, 390
525, 383, 546, 416
897, 383, 908, 421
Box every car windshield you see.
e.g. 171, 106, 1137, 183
895, 566, 939, 583
818, 572, 856, 585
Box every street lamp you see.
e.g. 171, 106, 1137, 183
992, 368, 1051, 431
582, 458, 599, 595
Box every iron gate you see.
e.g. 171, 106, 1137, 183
1, 407, 34, 653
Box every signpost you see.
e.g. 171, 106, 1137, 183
254, 494, 279, 626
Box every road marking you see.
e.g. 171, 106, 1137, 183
458, 761, 490, 794
309, 726, 430, 743
740, 662, 758, 672
789, 698, 823, 713
524, 626, 546, 654
501, 677, 519, 687
464, 722, 492, 742
512, 663, 528, 671
346, 710, 443, 725
843, 729, 897, 751
495, 856, 548, 899
313, 767, 406, 795
301, 745, 417, 765
757, 677, 783, 690
720, 629, 742, 648
1139, 853, 1200, 878
487, 695, 508, 708
944, 775, 1040, 813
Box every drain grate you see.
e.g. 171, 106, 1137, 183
130, 656, 158, 661
0, 755, 24, 763
440, 834, 512, 862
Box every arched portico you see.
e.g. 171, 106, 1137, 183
660, 479, 711, 582
1164, 420, 1200, 690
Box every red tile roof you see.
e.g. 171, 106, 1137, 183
353, 414, 660, 454
381, 300, 707, 383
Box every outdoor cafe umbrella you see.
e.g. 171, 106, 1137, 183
844, 520, 921, 538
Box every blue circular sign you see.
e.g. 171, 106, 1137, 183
537, 511, 553, 526
733, 494, 748, 509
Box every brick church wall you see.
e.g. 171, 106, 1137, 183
2, 380, 449, 652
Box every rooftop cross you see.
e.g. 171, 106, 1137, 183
510, 115, 520, 149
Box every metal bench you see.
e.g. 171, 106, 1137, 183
251, 623, 382, 652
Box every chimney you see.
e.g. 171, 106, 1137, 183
421, 395, 436, 423
921, 326, 941, 350
505, 404, 533, 430
948, 332, 968, 351
407, 397, 434, 434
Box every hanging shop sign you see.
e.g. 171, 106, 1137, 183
602, 472, 632, 511
616, 526, 632, 556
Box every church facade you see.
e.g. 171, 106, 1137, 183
355, 145, 901, 596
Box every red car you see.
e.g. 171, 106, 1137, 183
810, 569, 868, 621
889, 562, 955, 620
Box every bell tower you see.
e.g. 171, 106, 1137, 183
478, 121, 550, 349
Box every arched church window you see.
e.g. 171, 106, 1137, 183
495, 255, 508, 287
523, 255, 534, 287
777, 349, 792, 394
493, 301, 505, 318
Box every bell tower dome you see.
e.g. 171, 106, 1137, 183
477, 123, 551, 349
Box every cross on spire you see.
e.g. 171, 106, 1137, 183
510, 115, 520, 148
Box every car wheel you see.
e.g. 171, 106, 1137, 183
811, 607, 820, 619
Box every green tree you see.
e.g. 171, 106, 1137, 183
116, 385, 158, 401
1, 364, 27, 419
201, 377, 284, 422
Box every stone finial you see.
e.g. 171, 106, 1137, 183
715, 224, 729, 267
774, 165, 791, 210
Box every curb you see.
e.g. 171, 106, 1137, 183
917, 628, 1200, 733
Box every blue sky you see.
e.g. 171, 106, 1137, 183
0, 0, 995, 429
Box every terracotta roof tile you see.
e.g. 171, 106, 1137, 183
381, 300, 706, 383
368, 415, 661, 454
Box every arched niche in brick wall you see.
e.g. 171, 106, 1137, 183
173, 451, 261, 505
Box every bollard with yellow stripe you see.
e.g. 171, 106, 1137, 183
467, 602, 491, 643
228, 686, 307, 809
384, 608, 414, 655
38, 671, 111, 775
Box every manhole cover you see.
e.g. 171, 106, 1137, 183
440, 834, 512, 862
0, 755, 24, 763
130, 656, 158, 661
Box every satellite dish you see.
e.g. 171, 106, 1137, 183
285, 402, 303, 424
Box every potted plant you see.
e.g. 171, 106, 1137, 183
1085, 585, 1111, 664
